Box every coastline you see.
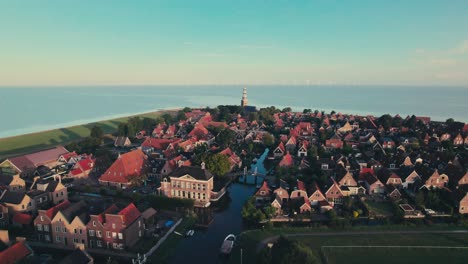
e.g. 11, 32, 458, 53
0, 108, 180, 160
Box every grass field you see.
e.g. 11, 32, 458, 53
0, 110, 174, 159
230, 227, 468, 264
322, 246, 468, 264
365, 201, 394, 217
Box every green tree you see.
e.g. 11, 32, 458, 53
205, 153, 231, 177
268, 236, 318, 264
176, 110, 187, 121
161, 113, 173, 124
182, 107, 192, 113
90, 125, 104, 139
263, 133, 275, 147
282, 107, 292, 113
216, 128, 235, 148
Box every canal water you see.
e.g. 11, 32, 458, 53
239, 148, 269, 185
169, 183, 256, 263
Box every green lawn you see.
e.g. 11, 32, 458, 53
0, 110, 170, 159
322, 247, 468, 264
230, 227, 468, 264
365, 201, 394, 217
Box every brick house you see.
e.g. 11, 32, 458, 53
50, 201, 89, 248
159, 165, 214, 208
87, 203, 143, 250
34, 200, 71, 243
99, 149, 149, 189
308, 182, 326, 206
254, 181, 271, 202
325, 179, 344, 206
423, 170, 449, 189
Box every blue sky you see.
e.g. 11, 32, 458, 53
0, 0, 467, 86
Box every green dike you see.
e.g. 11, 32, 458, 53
230, 225, 468, 264
0, 110, 172, 159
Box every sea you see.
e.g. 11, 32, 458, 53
0, 85, 466, 139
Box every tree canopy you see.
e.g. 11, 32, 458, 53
258, 236, 318, 264
205, 153, 231, 177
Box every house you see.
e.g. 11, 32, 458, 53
254, 181, 271, 202
0, 241, 33, 264
273, 142, 286, 158
423, 170, 449, 189
34, 200, 72, 243
161, 155, 192, 176
285, 136, 297, 153
458, 171, 468, 186
338, 121, 353, 133
271, 195, 283, 216
0, 190, 34, 214
114, 137, 131, 148
325, 179, 344, 206
99, 149, 149, 189
325, 135, 343, 150
32, 178, 68, 205
453, 134, 464, 146
87, 203, 144, 250
308, 183, 326, 206
141, 138, 180, 158
387, 185, 402, 200
159, 165, 214, 207
359, 171, 385, 194
377, 170, 403, 186
291, 196, 311, 214
401, 156, 414, 167
459, 193, 468, 214
297, 141, 308, 157
279, 152, 294, 168
318, 200, 333, 213
273, 186, 289, 202
12, 213, 33, 227
338, 171, 365, 196
0, 146, 69, 176
402, 170, 422, 189
219, 148, 242, 171
69, 156, 95, 178
0, 174, 25, 192
50, 200, 89, 248
290, 180, 308, 200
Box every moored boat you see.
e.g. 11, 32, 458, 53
220, 234, 236, 255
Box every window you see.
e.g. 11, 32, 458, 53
40, 216, 44, 221
89, 230, 95, 237
97, 240, 102, 247
73, 238, 78, 243
56, 193, 59, 198
55, 226, 60, 232
74, 229, 77, 234
138, 220, 141, 227
37, 224, 43, 231
93, 221, 96, 227
62, 227, 66, 233
106, 231, 110, 238
79, 229, 82, 234
56, 236, 61, 242
45, 235, 50, 241
118, 233, 123, 239
112, 232, 117, 239
97, 231, 102, 237
138, 230, 142, 237
44, 225, 49, 232
112, 223, 116, 229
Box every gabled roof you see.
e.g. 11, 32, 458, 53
170, 166, 214, 181
60, 200, 88, 223
13, 213, 32, 225
279, 152, 294, 167
0, 242, 32, 264
45, 200, 71, 220
25, 146, 69, 166
99, 149, 147, 184
0, 191, 26, 204
118, 203, 141, 226
255, 181, 271, 197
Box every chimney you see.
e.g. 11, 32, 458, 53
201, 162, 206, 170
178, 159, 184, 168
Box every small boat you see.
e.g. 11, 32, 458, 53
220, 234, 236, 255
185, 230, 195, 237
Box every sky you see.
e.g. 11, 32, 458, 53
0, 0, 467, 86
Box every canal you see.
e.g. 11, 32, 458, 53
169, 183, 256, 263
169, 149, 269, 263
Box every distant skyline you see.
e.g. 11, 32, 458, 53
0, 0, 467, 86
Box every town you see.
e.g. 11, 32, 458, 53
1, 88, 468, 263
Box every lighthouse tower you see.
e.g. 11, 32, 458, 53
241, 87, 248, 107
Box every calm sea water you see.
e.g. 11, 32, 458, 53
0, 85, 466, 138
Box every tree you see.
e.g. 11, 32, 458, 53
282, 107, 292, 113
216, 128, 235, 148
182, 107, 192, 113
90, 125, 104, 139
117, 123, 128, 136
303, 109, 312, 113
205, 153, 231, 177
176, 110, 187, 121
268, 236, 318, 264
378, 114, 393, 130
161, 113, 173, 124
263, 133, 275, 147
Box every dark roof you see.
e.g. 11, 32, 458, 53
61, 201, 88, 223
59, 248, 93, 264
170, 166, 214, 181
0, 175, 13, 185
0, 191, 26, 204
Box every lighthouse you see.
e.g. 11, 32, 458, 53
241, 87, 248, 107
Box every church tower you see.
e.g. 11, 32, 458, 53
241, 87, 248, 107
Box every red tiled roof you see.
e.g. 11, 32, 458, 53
45, 200, 71, 219
6, 156, 35, 172
60, 151, 78, 162
0, 242, 32, 264
118, 203, 141, 225
141, 138, 176, 150
99, 149, 147, 184
13, 213, 32, 225
25, 146, 69, 166
255, 181, 271, 197
188, 124, 210, 138
279, 152, 294, 167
